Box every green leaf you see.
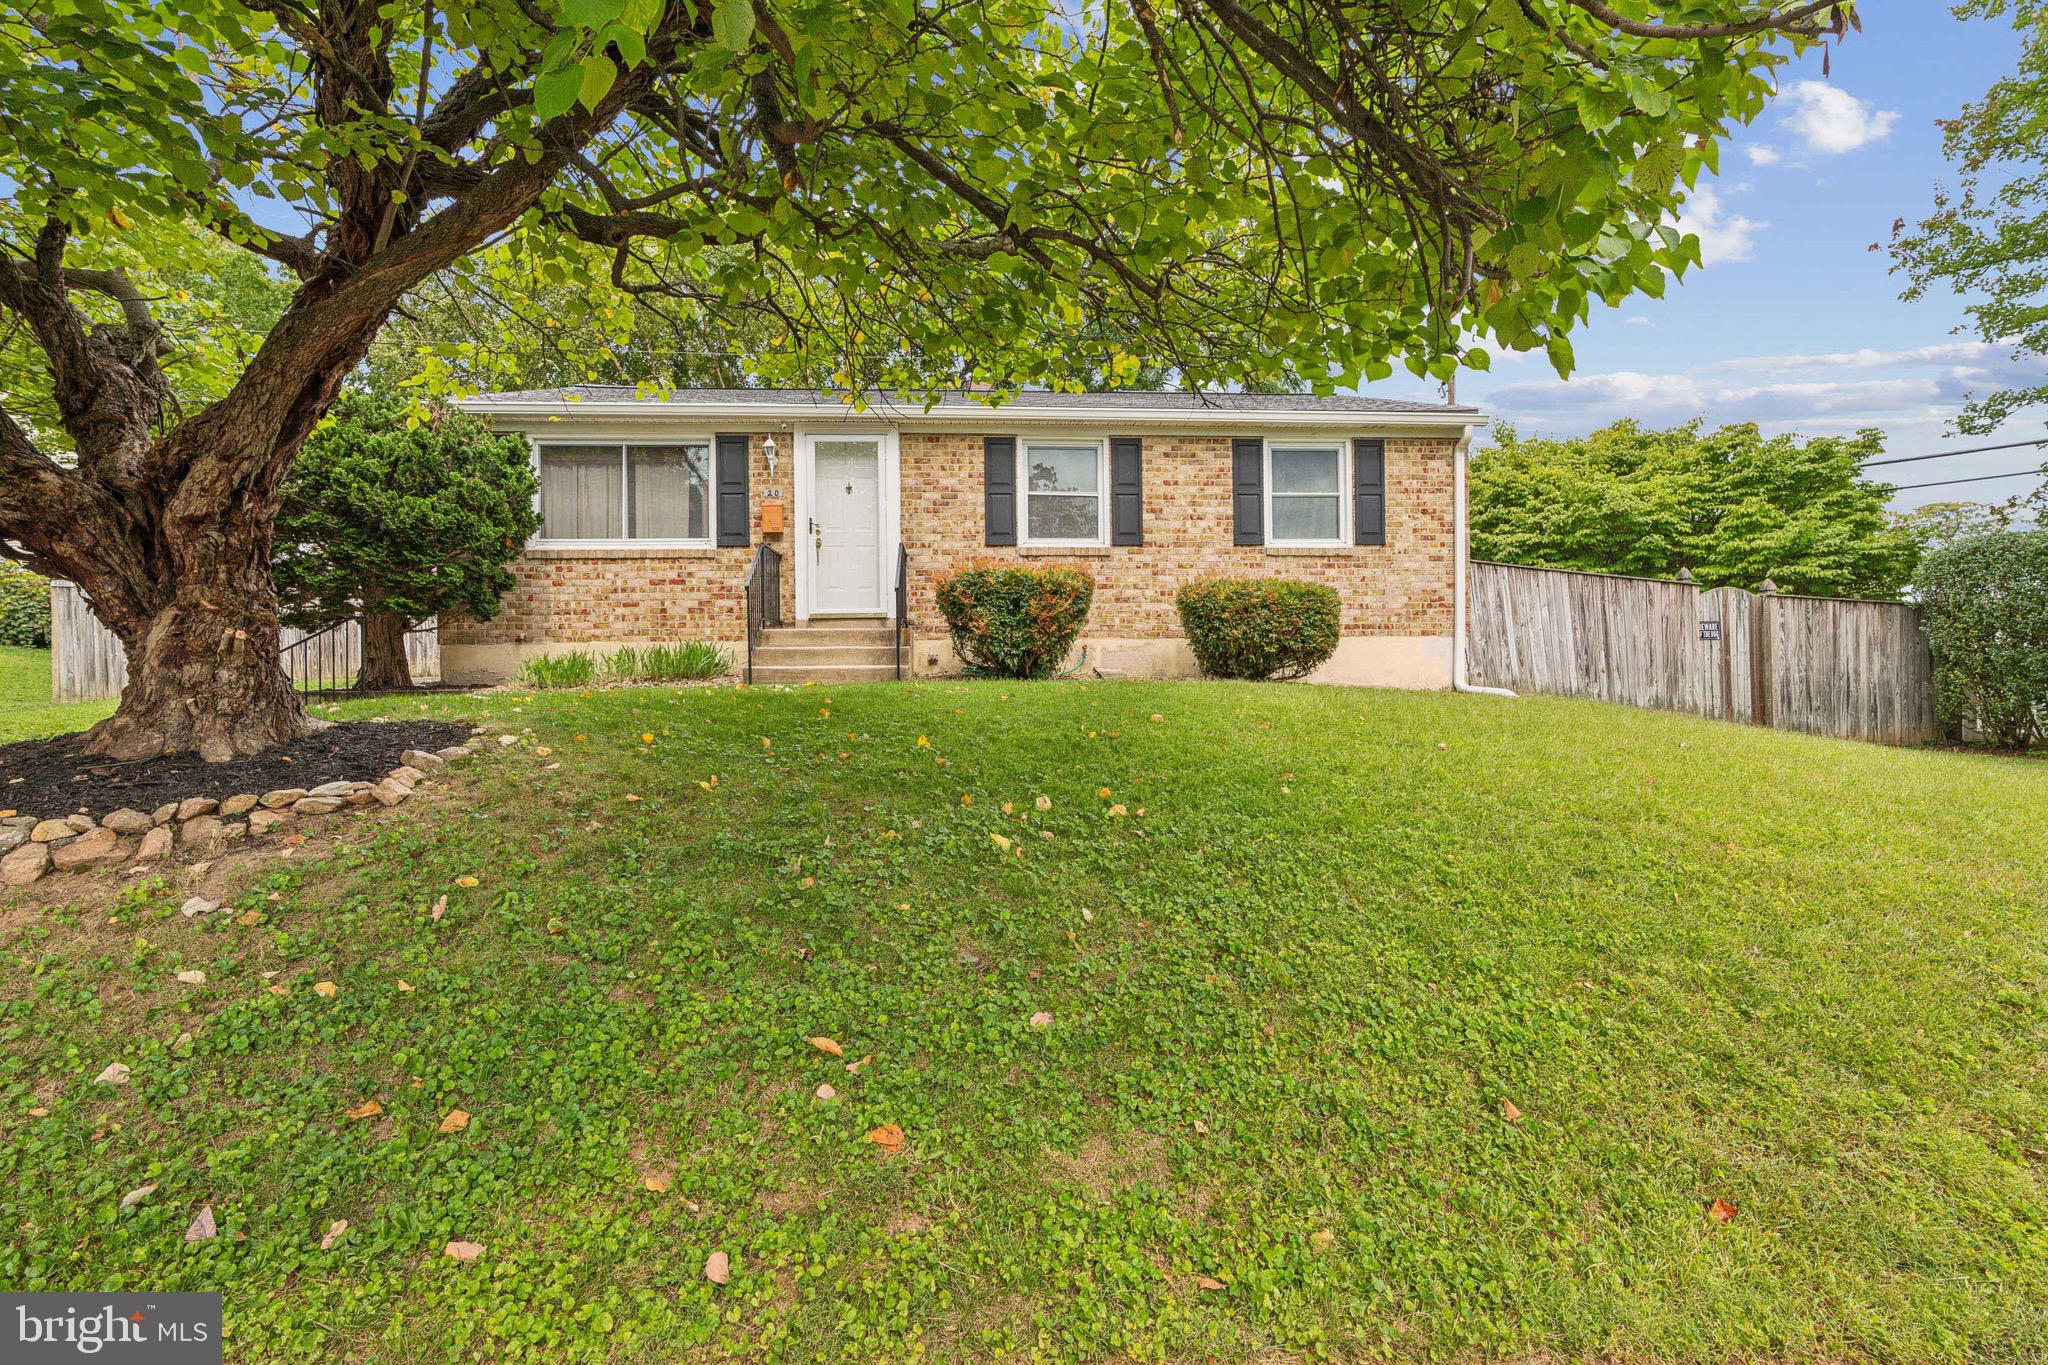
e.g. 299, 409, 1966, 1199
576, 53, 617, 112
533, 64, 583, 122
711, 0, 755, 51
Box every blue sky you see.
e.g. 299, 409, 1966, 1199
1386, 6, 2044, 512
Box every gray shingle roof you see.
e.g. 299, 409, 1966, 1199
458, 385, 1476, 415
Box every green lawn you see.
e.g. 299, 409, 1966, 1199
4, 678, 2047, 1362
0, 644, 113, 744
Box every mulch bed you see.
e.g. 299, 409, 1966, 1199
0, 720, 475, 822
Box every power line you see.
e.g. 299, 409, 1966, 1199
1861, 437, 2048, 468
1890, 467, 2048, 492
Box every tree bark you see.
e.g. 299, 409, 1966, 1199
357, 610, 415, 691
72, 495, 317, 763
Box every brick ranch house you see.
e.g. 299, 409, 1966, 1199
446, 387, 1493, 688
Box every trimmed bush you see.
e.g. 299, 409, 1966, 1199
1917, 530, 2048, 748
933, 563, 1094, 679
0, 562, 51, 648
1176, 577, 1341, 681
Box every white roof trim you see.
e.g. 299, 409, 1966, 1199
453, 397, 1488, 431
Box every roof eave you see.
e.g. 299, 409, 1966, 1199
450, 398, 1488, 430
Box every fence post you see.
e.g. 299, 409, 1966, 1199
1752, 579, 1778, 730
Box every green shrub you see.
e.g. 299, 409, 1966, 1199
933, 563, 1094, 679
1917, 530, 2048, 748
1176, 577, 1341, 681
0, 563, 51, 648
517, 651, 597, 689
605, 642, 730, 682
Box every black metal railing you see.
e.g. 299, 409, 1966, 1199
281, 619, 353, 698
280, 616, 443, 700
893, 542, 908, 681
745, 543, 782, 683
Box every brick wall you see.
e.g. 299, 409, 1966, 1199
446, 431, 1455, 648
900, 433, 1454, 638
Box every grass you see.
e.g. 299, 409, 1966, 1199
0, 644, 112, 744
3, 676, 2047, 1362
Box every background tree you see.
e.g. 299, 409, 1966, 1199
1888, 0, 2048, 431
1469, 420, 1919, 597
1889, 499, 2018, 557
272, 393, 538, 690
0, 0, 1852, 759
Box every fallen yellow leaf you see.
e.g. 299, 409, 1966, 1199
438, 1108, 471, 1135
313, 980, 338, 997
346, 1100, 383, 1120
1502, 1099, 1523, 1123
864, 1123, 905, 1153
443, 1240, 485, 1261
643, 1172, 671, 1192
809, 1036, 844, 1057
455, 876, 479, 888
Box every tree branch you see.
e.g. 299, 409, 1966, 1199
1558, 0, 1837, 40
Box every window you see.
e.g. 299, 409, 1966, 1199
1266, 442, 1346, 545
536, 442, 711, 544
1021, 439, 1106, 544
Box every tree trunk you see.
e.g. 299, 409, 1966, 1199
357, 610, 415, 691
78, 536, 315, 763
70, 472, 319, 769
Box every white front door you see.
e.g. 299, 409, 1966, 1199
810, 436, 883, 614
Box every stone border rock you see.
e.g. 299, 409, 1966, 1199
0, 730, 517, 888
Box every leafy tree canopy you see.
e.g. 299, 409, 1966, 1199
1889, 0, 2048, 431
1469, 419, 1919, 597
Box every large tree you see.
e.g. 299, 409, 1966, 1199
0, 0, 1850, 760
1889, 0, 2048, 433
1469, 419, 1920, 597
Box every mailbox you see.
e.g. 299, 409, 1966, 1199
759, 499, 786, 534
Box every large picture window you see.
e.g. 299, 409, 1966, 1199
536, 442, 710, 544
1021, 439, 1107, 545
1266, 443, 1346, 546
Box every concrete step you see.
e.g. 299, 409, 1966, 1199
748, 663, 902, 684
759, 625, 900, 648
752, 643, 900, 667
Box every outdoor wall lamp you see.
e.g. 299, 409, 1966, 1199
762, 435, 779, 478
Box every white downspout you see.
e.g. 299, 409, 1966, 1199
1453, 424, 1517, 699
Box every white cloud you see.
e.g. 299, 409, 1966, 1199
1621, 317, 1654, 328
1673, 185, 1765, 265
1477, 346, 2043, 427
1781, 81, 1899, 154
1744, 144, 1781, 166
1711, 342, 1996, 373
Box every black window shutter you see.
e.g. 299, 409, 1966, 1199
715, 433, 750, 547
1353, 437, 1386, 547
1231, 437, 1263, 546
1110, 436, 1143, 545
984, 436, 1017, 545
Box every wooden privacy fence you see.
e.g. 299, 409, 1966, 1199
1466, 561, 1938, 745
50, 582, 440, 702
